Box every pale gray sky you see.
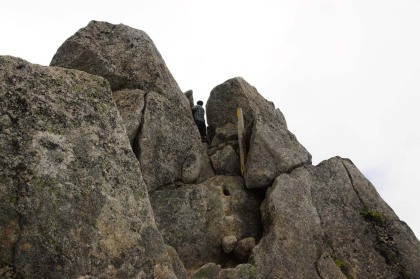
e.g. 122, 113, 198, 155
2, 0, 419, 239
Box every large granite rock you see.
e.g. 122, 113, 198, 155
50, 20, 182, 99
251, 156, 420, 279
149, 176, 263, 269
206, 77, 311, 189
0, 56, 176, 278
50, 20, 205, 191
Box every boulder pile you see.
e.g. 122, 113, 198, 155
1, 21, 419, 279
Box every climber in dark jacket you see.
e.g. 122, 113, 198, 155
192, 100, 207, 142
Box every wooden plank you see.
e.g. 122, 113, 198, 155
237, 108, 247, 176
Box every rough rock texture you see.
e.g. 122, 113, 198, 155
112, 88, 146, 145
222, 235, 238, 254
206, 77, 312, 189
251, 156, 420, 279
218, 264, 258, 279
0, 56, 176, 278
192, 263, 221, 279
316, 252, 348, 279
210, 123, 238, 149
50, 20, 205, 191
166, 245, 188, 279
233, 237, 255, 263
51, 20, 182, 97
210, 145, 240, 176
192, 263, 258, 279
149, 176, 263, 269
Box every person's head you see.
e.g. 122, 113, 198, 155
197, 100, 203, 106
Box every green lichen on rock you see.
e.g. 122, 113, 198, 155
361, 209, 385, 224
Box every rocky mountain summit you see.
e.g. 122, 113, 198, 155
1, 20, 419, 279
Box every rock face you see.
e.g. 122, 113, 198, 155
0, 56, 175, 278
251, 156, 420, 279
50, 20, 207, 191
149, 176, 263, 269
206, 77, 312, 189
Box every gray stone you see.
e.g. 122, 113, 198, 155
206, 77, 311, 189
50, 21, 186, 105
222, 235, 238, 253
218, 264, 258, 279
196, 142, 216, 184
138, 91, 203, 190
192, 263, 221, 279
210, 123, 238, 148
251, 156, 420, 279
111, 88, 146, 145
316, 252, 348, 279
166, 245, 187, 279
210, 145, 240, 176
0, 56, 175, 278
184, 89, 194, 108
233, 237, 256, 263
149, 176, 263, 269
50, 20, 204, 190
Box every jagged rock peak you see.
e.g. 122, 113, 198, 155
51, 20, 184, 103
206, 77, 312, 189
50, 20, 211, 191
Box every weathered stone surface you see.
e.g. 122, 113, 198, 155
196, 143, 216, 184
166, 245, 187, 279
210, 145, 240, 176
111, 88, 146, 145
222, 235, 238, 253
50, 21, 184, 102
0, 56, 175, 278
50, 20, 204, 190
251, 156, 420, 279
192, 263, 258, 279
184, 89, 194, 108
218, 264, 258, 279
210, 123, 238, 148
139, 91, 203, 189
192, 263, 221, 279
149, 176, 263, 269
233, 237, 256, 263
206, 77, 311, 189
316, 252, 348, 279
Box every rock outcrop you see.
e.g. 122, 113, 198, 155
206, 77, 312, 189
0, 56, 175, 278
1, 20, 419, 279
251, 156, 420, 279
50, 20, 207, 191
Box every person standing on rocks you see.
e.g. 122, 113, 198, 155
192, 100, 207, 142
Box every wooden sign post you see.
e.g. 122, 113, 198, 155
237, 108, 247, 176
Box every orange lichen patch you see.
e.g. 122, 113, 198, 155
20, 242, 33, 251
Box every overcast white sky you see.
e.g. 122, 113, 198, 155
1, 0, 419, 239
